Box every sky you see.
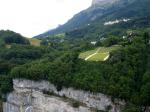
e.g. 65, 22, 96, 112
0, 0, 92, 37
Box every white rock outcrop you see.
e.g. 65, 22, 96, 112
3, 79, 125, 112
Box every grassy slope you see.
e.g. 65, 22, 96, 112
79, 48, 99, 59
29, 38, 41, 46
88, 52, 109, 61
79, 45, 120, 61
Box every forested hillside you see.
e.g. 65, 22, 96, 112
0, 29, 150, 111
0, 30, 29, 46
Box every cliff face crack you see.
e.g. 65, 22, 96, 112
25, 106, 33, 112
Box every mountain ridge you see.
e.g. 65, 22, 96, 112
92, 0, 119, 7
34, 0, 124, 38
34, 0, 149, 38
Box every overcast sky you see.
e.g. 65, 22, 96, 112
0, 0, 92, 37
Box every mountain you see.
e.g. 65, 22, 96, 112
92, 0, 119, 7
34, 0, 128, 38
35, 0, 150, 38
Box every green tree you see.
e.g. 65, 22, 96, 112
140, 82, 150, 107
143, 32, 150, 45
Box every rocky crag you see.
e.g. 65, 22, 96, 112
3, 79, 125, 112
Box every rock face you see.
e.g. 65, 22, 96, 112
3, 79, 125, 112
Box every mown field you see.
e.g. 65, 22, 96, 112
79, 48, 99, 59
29, 38, 41, 46
79, 45, 120, 61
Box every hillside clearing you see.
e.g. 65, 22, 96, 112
85, 48, 101, 60
79, 48, 100, 59
29, 38, 41, 46
79, 46, 120, 61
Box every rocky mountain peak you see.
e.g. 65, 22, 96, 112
91, 0, 119, 7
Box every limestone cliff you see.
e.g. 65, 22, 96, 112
3, 79, 125, 112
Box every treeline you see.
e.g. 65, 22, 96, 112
0, 44, 50, 75
0, 30, 29, 46
0, 45, 51, 102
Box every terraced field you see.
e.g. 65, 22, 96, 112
79, 45, 120, 61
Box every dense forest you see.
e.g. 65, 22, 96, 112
0, 29, 150, 112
